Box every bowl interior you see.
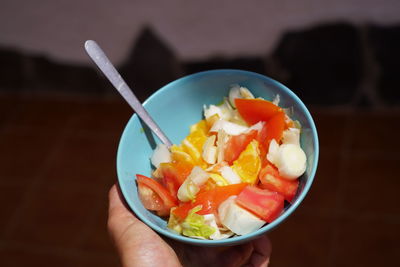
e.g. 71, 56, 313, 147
117, 69, 319, 246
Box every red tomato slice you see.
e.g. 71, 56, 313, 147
136, 174, 177, 211
236, 186, 284, 222
171, 203, 194, 220
159, 162, 193, 202
255, 111, 285, 158
160, 162, 192, 185
259, 162, 299, 203
235, 98, 282, 125
224, 130, 258, 164
265, 111, 285, 144
138, 184, 170, 216
256, 123, 269, 159
171, 183, 248, 220
212, 183, 248, 208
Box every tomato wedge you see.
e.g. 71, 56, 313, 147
159, 162, 193, 202
224, 130, 258, 164
171, 183, 248, 220
136, 174, 177, 213
254, 110, 286, 157
236, 186, 284, 222
138, 184, 170, 216
265, 111, 285, 144
256, 123, 269, 159
235, 98, 282, 125
258, 162, 299, 203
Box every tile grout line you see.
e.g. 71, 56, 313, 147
325, 108, 357, 267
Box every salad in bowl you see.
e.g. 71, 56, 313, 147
136, 85, 307, 240
117, 69, 318, 246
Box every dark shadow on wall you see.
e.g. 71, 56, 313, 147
0, 22, 399, 107
119, 26, 182, 102
367, 24, 400, 104
0, 48, 110, 94
266, 23, 363, 106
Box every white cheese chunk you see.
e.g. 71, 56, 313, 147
150, 144, 171, 168
218, 196, 265, 236
267, 140, 307, 180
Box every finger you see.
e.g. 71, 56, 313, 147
109, 184, 132, 216
246, 235, 272, 267
108, 184, 140, 237
108, 184, 141, 220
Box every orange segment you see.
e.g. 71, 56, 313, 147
170, 146, 195, 166
231, 139, 261, 184
181, 120, 209, 168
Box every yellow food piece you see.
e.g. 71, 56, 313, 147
209, 173, 229, 186
206, 113, 220, 128
182, 120, 209, 168
231, 140, 261, 184
170, 146, 195, 165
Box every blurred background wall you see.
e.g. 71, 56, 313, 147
1, 0, 399, 64
1, 1, 400, 267
1, 0, 399, 105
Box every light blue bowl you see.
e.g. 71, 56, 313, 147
117, 69, 319, 246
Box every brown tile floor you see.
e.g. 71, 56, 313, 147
0, 93, 399, 266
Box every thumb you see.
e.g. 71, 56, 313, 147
107, 184, 140, 239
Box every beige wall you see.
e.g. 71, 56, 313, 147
0, 0, 399, 64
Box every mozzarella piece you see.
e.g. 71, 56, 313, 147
267, 140, 307, 180
218, 196, 265, 236
177, 166, 209, 202
150, 144, 171, 168
220, 166, 241, 184
218, 196, 236, 221
210, 119, 249, 135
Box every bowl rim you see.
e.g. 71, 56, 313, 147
117, 69, 319, 246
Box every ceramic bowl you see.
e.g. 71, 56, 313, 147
117, 69, 319, 246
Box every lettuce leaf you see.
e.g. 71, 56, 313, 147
167, 208, 182, 234
181, 206, 215, 238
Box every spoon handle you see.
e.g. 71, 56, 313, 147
84, 40, 173, 148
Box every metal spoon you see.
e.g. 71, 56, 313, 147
84, 40, 172, 148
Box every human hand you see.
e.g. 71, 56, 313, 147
108, 184, 272, 267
